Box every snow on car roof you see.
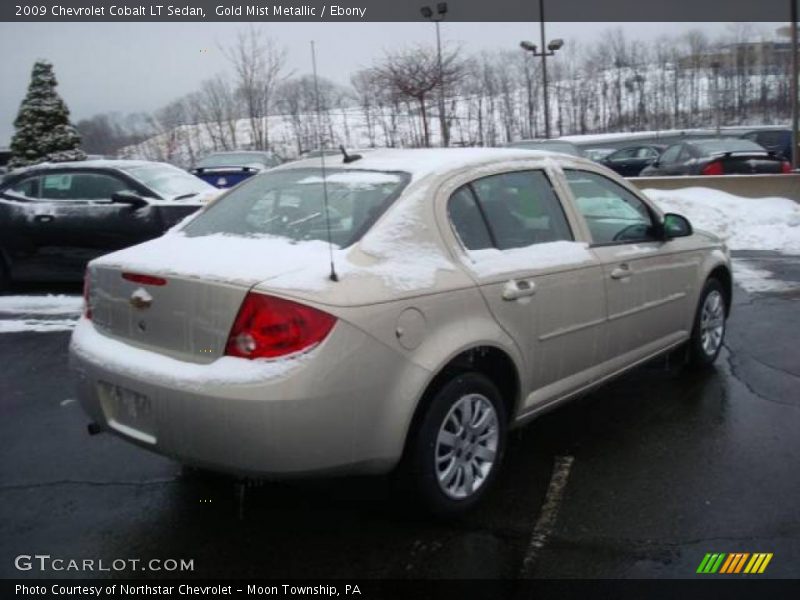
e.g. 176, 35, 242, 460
274, 147, 584, 180
10, 159, 164, 173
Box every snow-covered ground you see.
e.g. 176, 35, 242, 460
644, 187, 800, 292
644, 188, 800, 255
0, 295, 82, 333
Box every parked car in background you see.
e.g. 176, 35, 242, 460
505, 139, 585, 157
640, 139, 792, 176
0, 159, 217, 287
191, 151, 281, 189
601, 144, 666, 177
71, 148, 731, 515
582, 147, 616, 162
740, 129, 793, 162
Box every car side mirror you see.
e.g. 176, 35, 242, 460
651, 160, 660, 168
663, 213, 692, 239
111, 191, 148, 209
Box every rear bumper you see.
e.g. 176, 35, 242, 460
69, 318, 429, 477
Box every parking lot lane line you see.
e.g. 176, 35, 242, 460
518, 455, 575, 577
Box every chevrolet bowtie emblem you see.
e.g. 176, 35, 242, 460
129, 288, 153, 310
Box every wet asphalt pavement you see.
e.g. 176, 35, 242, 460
1, 252, 798, 581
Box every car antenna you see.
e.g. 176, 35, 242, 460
340, 145, 362, 163
310, 40, 338, 282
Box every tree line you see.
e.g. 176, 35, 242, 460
75, 24, 795, 166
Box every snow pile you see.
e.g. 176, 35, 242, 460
731, 260, 797, 294
70, 318, 312, 390
0, 294, 82, 334
643, 187, 800, 254
0, 294, 83, 315
466, 241, 593, 278
0, 319, 78, 333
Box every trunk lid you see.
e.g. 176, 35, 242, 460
87, 232, 336, 362
715, 153, 785, 174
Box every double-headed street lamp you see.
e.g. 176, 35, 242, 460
421, 2, 449, 147
520, 0, 563, 139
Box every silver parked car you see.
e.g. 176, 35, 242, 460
70, 149, 732, 515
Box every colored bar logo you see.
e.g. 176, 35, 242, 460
697, 553, 773, 574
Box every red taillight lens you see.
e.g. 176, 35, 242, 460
225, 293, 336, 359
701, 161, 724, 176
122, 272, 167, 286
83, 271, 92, 320
781, 161, 792, 174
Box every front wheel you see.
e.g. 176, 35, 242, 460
688, 278, 727, 367
404, 372, 507, 516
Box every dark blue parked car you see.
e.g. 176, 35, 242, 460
190, 151, 281, 189
740, 129, 793, 162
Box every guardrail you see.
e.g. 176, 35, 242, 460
629, 174, 800, 203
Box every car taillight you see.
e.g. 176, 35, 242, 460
225, 293, 336, 359
781, 161, 792, 174
83, 271, 92, 320
702, 161, 724, 176
122, 272, 167, 286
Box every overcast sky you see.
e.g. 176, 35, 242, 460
0, 21, 784, 145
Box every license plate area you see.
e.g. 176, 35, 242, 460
98, 381, 156, 444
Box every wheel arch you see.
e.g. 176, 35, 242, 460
401, 343, 522, 459
707, 262, 733, 316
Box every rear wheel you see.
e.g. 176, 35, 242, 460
688, 278, 727, 367
404, 372, 507, 516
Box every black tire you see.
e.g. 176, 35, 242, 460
403, 371, 507, 517
687, 278, 727, 368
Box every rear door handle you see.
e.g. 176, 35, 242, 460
502, 279, 536, 301
610, 263, 632, 280
34, 214, 55, 224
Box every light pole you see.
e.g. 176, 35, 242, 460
791, 0, 798, 169
421, 3, 449, 147
520, 0, 563, 139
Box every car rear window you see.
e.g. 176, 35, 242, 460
123, 164, 214, 199
183, 168, 410, 248
197, 153, 278, 168
694, 139, 765, 155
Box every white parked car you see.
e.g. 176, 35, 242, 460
70, 149, 732, 515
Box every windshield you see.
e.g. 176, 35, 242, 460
197, 153, 277, 168
183, 168, 410, 247
694, 139, 765, 155
123, 164, 214, 199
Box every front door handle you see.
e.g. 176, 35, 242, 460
34, 214, 55, 224
502, 279, 536, 301
610, 263, 632, 280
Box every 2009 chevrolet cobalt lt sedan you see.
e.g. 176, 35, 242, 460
70, 148, 732, 515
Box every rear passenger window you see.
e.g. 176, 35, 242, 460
6, 176, 40, 199
471, 170, 572, 250
448, 186, 493, 250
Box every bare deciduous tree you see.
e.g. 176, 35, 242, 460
221, 26, 288, 151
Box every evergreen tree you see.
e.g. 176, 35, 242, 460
9, 60, 85, 168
